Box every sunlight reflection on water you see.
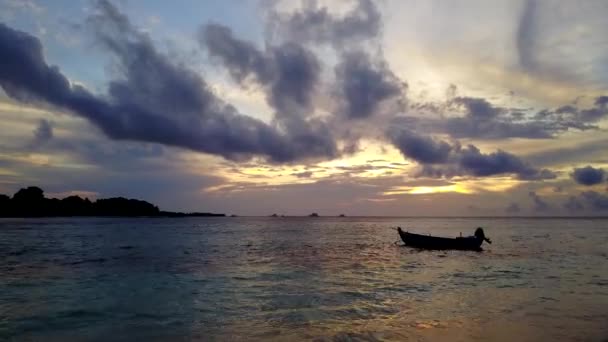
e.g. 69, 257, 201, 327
1, 217, 607, 341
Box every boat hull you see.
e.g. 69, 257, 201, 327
398, 230, 483, 251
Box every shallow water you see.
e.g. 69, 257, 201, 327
1, 217, 607, 341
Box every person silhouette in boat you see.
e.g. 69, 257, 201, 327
474, 227, 492, 244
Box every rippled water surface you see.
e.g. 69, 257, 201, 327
1, 217, 607, 341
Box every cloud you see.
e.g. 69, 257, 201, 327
528, 191, 549, 212
458, 145, 555, 180
571, 166, 605, 186
410, 93, 607, 140
200, 174, 482, 216
562, 191, 608, 213
201, 23, 320, 113
0, 131, 228, 212
579, 96, 608, 122
445, 95, 602, 139
526, 138, 608, 167
537, 98, 608, 125
31, 119, 53, 146
563, 195, 583, 211
0, 22, 71, 103
3, 0, 44, 13
516, 0, 538, 73
200, 24, 270, 83
291, 170, 313, 178
505, 202, 521, 214
0, 0, 600, 181
266, 0, 406, 121
267, 0, 381, 46
269, 0, 407, 119
388, 129, 452, 164
445, 117, 554, 139
200, 22, 338, 161
579, 191, 608, 211
443, 96, 557, 138
0, 1, 338, 163
266, 43, 320, 114
264, 1, 406, 121
334, 50, 404, 119
595, 96, 608, 107
388, 128, 554, 180
452, 97, 503, 120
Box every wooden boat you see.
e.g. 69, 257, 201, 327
397, 227, 491, 251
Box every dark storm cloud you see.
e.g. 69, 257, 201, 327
571, 166, 605, 186
334, 51, 403, 119
0, 1, 338, 163
267, 0, 381, 46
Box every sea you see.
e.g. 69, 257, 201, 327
1, 217, 607, 341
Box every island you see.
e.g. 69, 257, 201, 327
309, 212, 320, 217
0, 186, 225, 218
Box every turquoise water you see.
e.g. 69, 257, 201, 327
1, 217, 607, 341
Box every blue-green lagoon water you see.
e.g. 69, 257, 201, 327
1, 217, 607, 341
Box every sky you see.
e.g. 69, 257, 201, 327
1, 0, 608, 216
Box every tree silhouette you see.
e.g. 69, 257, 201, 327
0, 186, 224, 217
